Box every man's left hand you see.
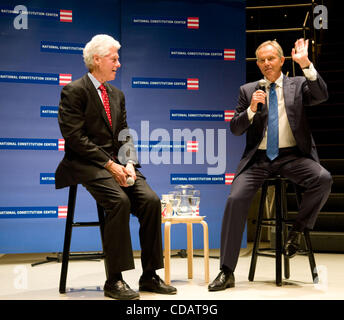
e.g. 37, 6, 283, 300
125, 162, 137, 181
291, 38, 311, 69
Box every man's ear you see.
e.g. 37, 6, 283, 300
93, 54, 100, 67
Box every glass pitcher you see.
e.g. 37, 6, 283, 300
174, 185, 194, 216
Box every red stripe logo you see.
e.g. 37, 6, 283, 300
60, 10, 72, 23
224, 49, 235, 61
224, 110, 235, 122
187, 141, 199, 152
58, 139, 65, 151
59, 74, 72, 86
225, 173, 235, 185
187, 78, 199, 90
187, 17, 199, 29
58, 206, 68, 218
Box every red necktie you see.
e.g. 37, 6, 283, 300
99, 84, 112, 128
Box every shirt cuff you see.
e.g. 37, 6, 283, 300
302, 63, 317, 81
247, 107, 256, 122
104, 159, 113, 169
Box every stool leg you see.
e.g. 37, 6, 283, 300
201, 220, 209, 283
293, 183, 303, 208
275, 180, 283, 286
187, 223, 193, 280
97, 204, 108, 279
164, 221, 171, 285
282, 180, 290, 279
248, 182, 268, 282
304, 229, 318, 283
59, 185, 77, 294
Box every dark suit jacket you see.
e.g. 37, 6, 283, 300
230, 73, 328, 178
55, 74, 139, 189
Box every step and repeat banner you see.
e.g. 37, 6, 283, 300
0, 0, 245, 253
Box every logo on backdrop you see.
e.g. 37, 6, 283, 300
170, 173, 235, 185
132, 77, 199, 90
170, 48, 236, 60
0, 71, 71, 86
0, 138, 65, 151
170, 110, 235, 121
0, 206, 67, 219
132, 16, 199, 29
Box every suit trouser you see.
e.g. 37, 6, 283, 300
83, 173, 164, 280
220, 148, 332, 272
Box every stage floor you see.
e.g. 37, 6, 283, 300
0, 244, 343, 300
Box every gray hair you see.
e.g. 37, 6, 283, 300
83, 34, 121, 71
255, 40, 284, 59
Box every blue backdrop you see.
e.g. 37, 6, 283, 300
0, 0, 246, 254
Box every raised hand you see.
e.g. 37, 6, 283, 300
291, 38, 311, 69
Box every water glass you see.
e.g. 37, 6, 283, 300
189, 196, 200, 216
169, 197, 181, 216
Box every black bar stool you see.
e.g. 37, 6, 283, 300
248, 176, 318, 286
59, 184, 108, 294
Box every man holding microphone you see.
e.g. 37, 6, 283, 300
209, 38, 332, 292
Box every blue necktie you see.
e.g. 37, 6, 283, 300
266, 83, 279, 160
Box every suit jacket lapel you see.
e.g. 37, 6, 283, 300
283, 75, 296, 131
84, 75, 113, 133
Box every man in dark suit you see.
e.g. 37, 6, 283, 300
55, 34, 176, 299
208, 38, 332, 291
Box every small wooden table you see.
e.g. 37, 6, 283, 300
162, 215, 209, 285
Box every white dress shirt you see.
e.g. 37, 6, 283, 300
88, 72, 104, 104
247, 63, 318, 150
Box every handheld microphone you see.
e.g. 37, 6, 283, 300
126, 176, 135, 186
257, 79, 267, 112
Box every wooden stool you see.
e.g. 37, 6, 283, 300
162, 216, 209, 285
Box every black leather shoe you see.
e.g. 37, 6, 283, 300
104, 280, 140, 300
139, 274, 177, 295
283, 229, 302, 258
208, 270, 235, 291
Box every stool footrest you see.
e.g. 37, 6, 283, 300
67, 252, 104, 260
72, 222, 100, 227
260, 220, 293, 226
256, 252, 278, 258
260, 222, 277, 227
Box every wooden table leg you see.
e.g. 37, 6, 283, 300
187, 222, 193, 279
201, 220, 209, 283
164, 221, 171, 285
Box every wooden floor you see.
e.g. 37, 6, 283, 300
0, 245, 343, 301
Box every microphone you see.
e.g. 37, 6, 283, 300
257, 79, 267, 112
126, 176, 135, 186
